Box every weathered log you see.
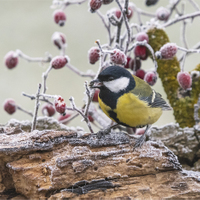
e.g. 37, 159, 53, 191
0, 118, 200, 199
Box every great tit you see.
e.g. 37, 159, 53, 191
90, 65, 171, 148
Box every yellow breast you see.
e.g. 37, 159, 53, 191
98, 93, 162, 127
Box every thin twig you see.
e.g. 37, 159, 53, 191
59, 112, 79, 124
162, 11, 200, 27
42, 65, 52, 94
16, 49, 52, 63
31, 84, 42, 131
168, 0, 181, 19
84, 81, 92, 117
69, 97, 94, 133
177, 46, 200, 53
188, 0, 200, 11
66, 63, 96, 78
194, 94, 200, 125
22, 92, 54, 105
16, 105, 33, 117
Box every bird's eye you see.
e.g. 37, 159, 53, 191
108, 76, 114, 81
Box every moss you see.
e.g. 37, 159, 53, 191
147, 28, 200, 128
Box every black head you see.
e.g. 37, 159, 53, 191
98, 65, 133, 82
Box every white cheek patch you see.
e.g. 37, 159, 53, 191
103, 77, 130, 93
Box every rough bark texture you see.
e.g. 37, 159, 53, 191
0, 118, 200, 199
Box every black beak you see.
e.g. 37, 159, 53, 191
89, 79, 103, 88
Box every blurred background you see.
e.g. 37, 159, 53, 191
0, 0, 199, 131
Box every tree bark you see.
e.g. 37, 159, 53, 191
0, 118, 200, 199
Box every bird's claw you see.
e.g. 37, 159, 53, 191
96, 128, 111, 138
133, 134, 146, 150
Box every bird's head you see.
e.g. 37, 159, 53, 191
89, 66, 134, 93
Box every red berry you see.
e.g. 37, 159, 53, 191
110, 49, 127, 65
127, 3, 134, 19
53, 10, 66, 26
134, 46, 148, 60
130, 57, 141, 71
156, 43, 177, 59
115, 9, 121, 19
136, 32, 149, 43
92, 89, 100, 102
58, 113, 71, 123
156, 7, 170, 21
88, 47, 100, 64
135, 69, 146, 80
102, 0, 113, 4
4, 51, 18, 69
54, 96, 66, 114
88, 115, 94, 122
90, 0, 102, 13
51, 56, 68, 69
124, 56, 132, 69
144, 71, 157, 86
177, 72, 192, 90
4, 99, 16, 115
52, 32, 66, 50
42, 104, 55, 117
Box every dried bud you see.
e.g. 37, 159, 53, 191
4, 99, 16, 115
156, 43, 178, 59
124, 56, 132, 69
54, 96, 66, 114
92, 89, 100, 102
135, 69, 146, 80
51, 56, 69, 69
156, 7, 170, 21
191, 71, 200, 81
102, 0, 113, 4
110, 49, 127, 65
127, 3, 134, 19
107, 8, 121, 19
177, 72, 192, 90
144, 71, 157, 86
53, 10, 66, 26
134, 46, 148, 60
136, 32, 149, 43
145, 0, 159, 6
88, 47, 100, 64
88, 115, 94, 122
4, 51, 18, 69
42, 104, 56, 117
89, 0, 102, 13
51, 32, 66, 50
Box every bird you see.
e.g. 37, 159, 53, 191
89, 65, 171, 148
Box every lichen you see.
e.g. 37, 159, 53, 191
147, 28, 200, 128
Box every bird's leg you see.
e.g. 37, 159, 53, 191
97, 123, 119, 138
133, 125, 151, 150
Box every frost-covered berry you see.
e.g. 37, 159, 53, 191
130, 57, 141, 71
51, 56, 69, 69
156, 7, 170, 21
54, 96, 66, 114
134, 46, 148, 60
4, 51, 18, 69
53, 10, 66, 26
4, 99, 16, 115
88, 47, 100, 64
42, 104, 55, 117
177, 72, 192, 90
136, 32, 149, 43
102, 0, 113, 4
145, 0, 159, 6
92, 89, 100, 102
89, 0, 102, 13
127, 3, 134, 19
135, 69, 146, 80
51, 32, 66, 50
144, 71, 157, 86
124, 56, 132, 69
156, 43, 177, 59
110, 49, 127, 65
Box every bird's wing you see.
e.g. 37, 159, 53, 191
131, 75, 172, 110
